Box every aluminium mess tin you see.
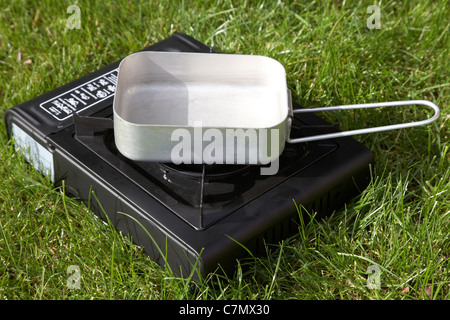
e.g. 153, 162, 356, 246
112, 51, 440, 165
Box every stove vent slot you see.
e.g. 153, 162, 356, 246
249, 188, 343, 256
249, 212, 299, 256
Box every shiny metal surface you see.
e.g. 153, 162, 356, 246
113, 51, 291, 164
113, 51, 441, 165
287, 100, 440, 143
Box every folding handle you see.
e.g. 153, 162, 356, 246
287, 100, 440, 143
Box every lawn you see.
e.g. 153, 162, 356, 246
0, 0, 448, 300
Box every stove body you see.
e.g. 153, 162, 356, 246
4, 34, 373, 279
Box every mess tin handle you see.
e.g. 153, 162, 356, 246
287, 100, 440, 143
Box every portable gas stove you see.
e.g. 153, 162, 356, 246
4, 33, 373, 279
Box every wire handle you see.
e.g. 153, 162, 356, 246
287, 100, 440, 143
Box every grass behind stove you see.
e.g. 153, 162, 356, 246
0, 0, 448, 300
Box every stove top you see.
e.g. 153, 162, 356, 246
4, 33, 374, 279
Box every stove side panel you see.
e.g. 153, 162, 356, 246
48, 134, 206, 280
194, 139, 374, 276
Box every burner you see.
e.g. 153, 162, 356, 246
4, 33, 374, 279
101, 125, 258, 211
71, 110, 341, 231
159, 162, 252, 180
157, 163, 256, 209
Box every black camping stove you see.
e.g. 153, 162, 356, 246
4, 34, 373, 279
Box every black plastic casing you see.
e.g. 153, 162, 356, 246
4, 33, 374, 279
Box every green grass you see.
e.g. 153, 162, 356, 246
0, 0, 449, 300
